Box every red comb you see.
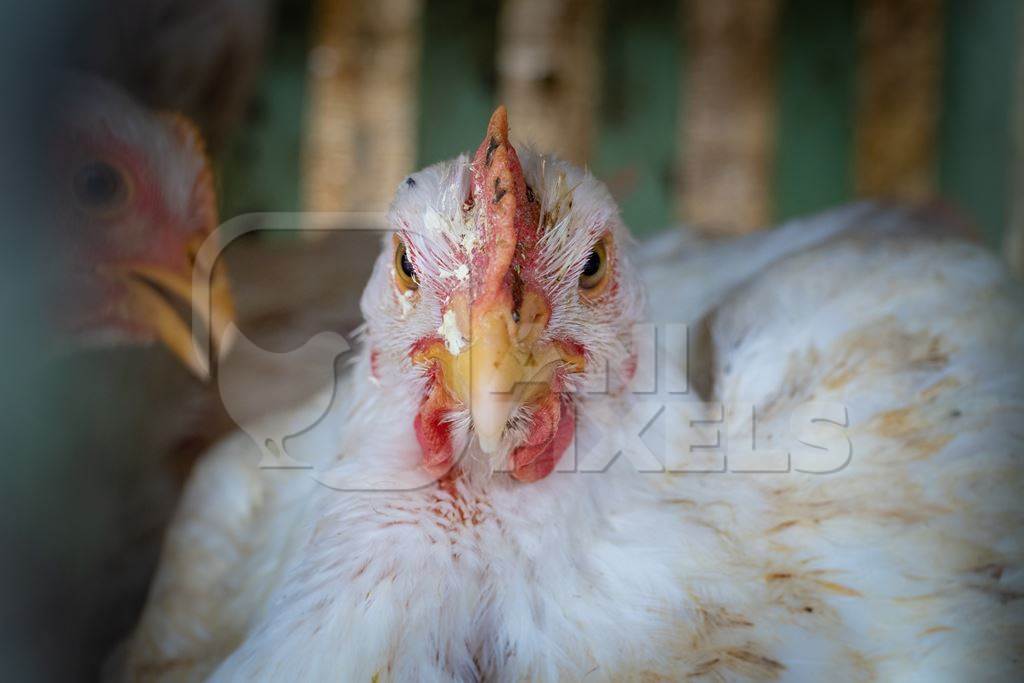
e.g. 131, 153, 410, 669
469, 106, 539, 306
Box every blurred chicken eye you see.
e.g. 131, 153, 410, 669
73, 160, 130, 213
579, 239, 609, 293
394, 238, 418, 292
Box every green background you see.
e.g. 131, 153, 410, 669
221, 0, 1021, 243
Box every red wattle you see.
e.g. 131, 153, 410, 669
510, 395, 575, 482
415, 387, 454, 476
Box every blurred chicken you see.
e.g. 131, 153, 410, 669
53, 75, 235, 377
48, 74, 379, 678
122, 109, 1022, 680
47, 73, 239, 678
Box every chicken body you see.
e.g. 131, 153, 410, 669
122, 117, 1024, 681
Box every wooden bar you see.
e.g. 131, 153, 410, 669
678, 0, 782, 235
301, 0, 423, 215
497, 0, 602, 165
854, 0, 942, 199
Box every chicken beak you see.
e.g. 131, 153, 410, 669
110, 240, 236, 379
419, 291, 583, 455
468, 305, 521, 453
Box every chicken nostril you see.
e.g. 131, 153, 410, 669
512, 310, 520, 323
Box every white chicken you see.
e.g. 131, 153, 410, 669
121, 108, 1024, 681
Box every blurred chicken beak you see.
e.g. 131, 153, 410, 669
112, 238, 235, 379
416, 292, 583, 454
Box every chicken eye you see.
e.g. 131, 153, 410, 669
394, 238, 418, 292
73, 160, 131, 214
579, 239, 609, 293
